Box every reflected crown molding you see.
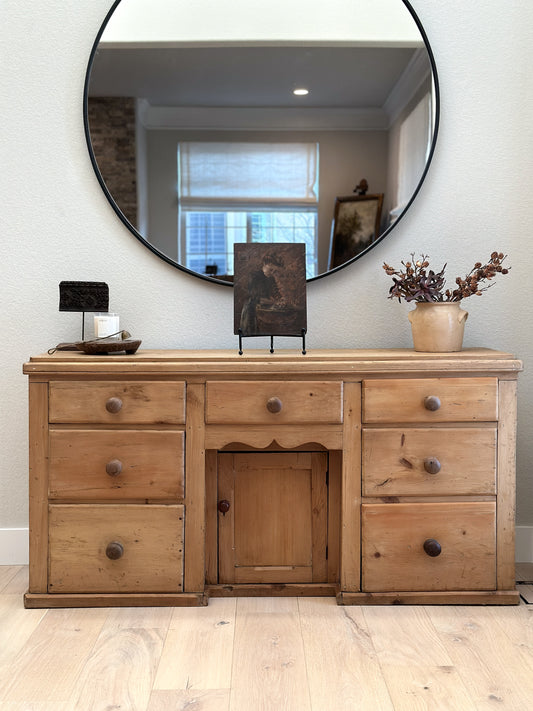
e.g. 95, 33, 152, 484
138, 102, 389, 131
383, 48, 431, 125
136, 47, 429, 133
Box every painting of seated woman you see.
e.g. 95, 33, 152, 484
234, 244, 307, 337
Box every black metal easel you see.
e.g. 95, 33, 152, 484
238, 328, 306, 356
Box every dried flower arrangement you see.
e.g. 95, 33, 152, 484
383, 252, 510, 303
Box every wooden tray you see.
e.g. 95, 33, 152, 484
75, 338, 142, 355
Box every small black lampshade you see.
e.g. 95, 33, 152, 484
59, 281, 109, 312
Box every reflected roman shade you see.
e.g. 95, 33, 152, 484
178, 142, 319, 204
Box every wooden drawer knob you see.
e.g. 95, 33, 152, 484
105, 541, 124, 560
105, 397, 123, 414
424, 395, 441, 411
266, 396, 283, 414
423, 457, 441, 475
423, 538, 442, 557
105, 459, 123, 476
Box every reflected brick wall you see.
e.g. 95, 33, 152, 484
87, 97, 137, 227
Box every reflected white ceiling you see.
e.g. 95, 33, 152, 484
88, 45, 420, 109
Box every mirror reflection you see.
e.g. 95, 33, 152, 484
85, 0, 438, 283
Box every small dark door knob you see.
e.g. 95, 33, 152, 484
266, 396, 283, 413
105, 397, 123, 414
423, 538, 442, 557
423, 457, 441, 475
105, 541, 124, 560
218, 499, 231, 515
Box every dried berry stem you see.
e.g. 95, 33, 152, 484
383, 252, 509, 303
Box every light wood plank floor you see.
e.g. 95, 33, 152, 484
1, 566, 532, 711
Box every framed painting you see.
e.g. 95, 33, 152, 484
328, 194, 384, 270
234, 243, 307, 337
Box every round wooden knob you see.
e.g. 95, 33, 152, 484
266, 396, 283, 414
105, 459, 123, 476
218, 499, 231, 514
105, 541, 124, 560
423, 457, 441, 475
105, 397, 123, 414
423, 538, 442, 557
424, 395, 441, 411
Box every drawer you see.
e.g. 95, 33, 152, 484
362, 502, 496, 592
49, 381, 185, 424
362, 377, 498, 423
362, 427, 496, 496
49, 430, 184, 501
48, 504, 184, 593
205, 380, 343, 424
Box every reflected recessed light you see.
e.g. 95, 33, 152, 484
293, 88, 309, 96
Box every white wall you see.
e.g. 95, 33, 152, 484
1, 0, 533, 562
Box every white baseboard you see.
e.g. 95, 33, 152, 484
0, 528, 29, 565
516, 526, 533, 563
1, 526, 532, 567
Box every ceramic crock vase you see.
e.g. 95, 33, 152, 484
408, 301, 468, 352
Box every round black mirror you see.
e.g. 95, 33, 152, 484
84, 0, 439, 285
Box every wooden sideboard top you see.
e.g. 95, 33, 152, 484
24, 348, 522, 376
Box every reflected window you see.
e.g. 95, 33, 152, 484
178, 142, 319, 278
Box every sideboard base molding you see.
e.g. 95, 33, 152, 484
337, 590, 520, 606
206, 583, 339, 599
25, 588, 521, 608
24, 592, 208, 609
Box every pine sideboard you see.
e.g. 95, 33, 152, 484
23, 348, 522, 607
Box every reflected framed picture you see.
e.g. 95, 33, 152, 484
328, 194, 384, 270
234, 243, 307, 337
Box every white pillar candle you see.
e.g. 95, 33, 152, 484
93, 313, 120, 340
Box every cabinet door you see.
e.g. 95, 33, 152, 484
218, 452, 328, 584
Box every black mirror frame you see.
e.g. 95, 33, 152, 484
83, 0, 440, 286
